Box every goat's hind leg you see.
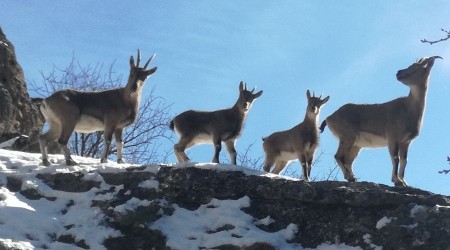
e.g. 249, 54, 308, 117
174, 137, 192, 163
334, 140, 358, 182
272, 160, 287, 175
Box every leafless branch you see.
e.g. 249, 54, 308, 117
421, 28, 450, 45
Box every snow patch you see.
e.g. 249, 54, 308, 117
138, 178, 159, 189
410, 204, 425, 217
113, 197, 152, 213
150, 196, 299, 249
376, 216, 396, 229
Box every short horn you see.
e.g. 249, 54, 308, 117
144, 53, 156, 69
251, 86, 256, 93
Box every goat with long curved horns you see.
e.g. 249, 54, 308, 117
320, 56, 442, 186
170, 81, 263, 164
37, 50, 157, 166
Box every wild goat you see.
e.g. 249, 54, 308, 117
170, 81, 263, 164
320, 56, 442, 186
263, 90, 329, 180
37, 50, 157, 166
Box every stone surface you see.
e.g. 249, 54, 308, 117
0, 27, 42, 152
22, 166, 450, 249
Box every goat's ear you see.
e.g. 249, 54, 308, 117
239, 81, 244, 92
322, 96, 330, 104
130, 56, 135, 68
306, 90, 311, 99
254, 90, 263, 99
146, 67, 157, 76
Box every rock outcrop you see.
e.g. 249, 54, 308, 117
6, 165, 449, 250
0, 27, 42, 152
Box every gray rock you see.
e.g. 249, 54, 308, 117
0, 27, 43, 152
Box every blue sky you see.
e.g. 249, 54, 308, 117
1, 1, 449, 194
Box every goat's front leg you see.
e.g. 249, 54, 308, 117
212, 137, 222, 163
398, 143, 410, 187
299, 153, 309, 181
224, 140, 237, 165
114, 128, 125, 164
388, 142, 404, 187
305, 151, 315, 181
101, 127, 115, 163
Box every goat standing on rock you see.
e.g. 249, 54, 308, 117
263, 90, 329, 181
37, 50, 157, 166
320, 56, 442, 186
170, 81, 263, 164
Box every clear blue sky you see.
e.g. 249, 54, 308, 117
1, 1, 449, 195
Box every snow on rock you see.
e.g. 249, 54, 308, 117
2, 149, 450, 249
150, 196, 299, 249
376, 216, 396, 229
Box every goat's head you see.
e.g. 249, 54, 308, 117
306, 90, 329, 116
237, 81, 263, 112
396, 56, 442, 87
127, 50, 157, 92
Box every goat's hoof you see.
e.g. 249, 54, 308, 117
347, 177, 356, 182
42, 159, 52, 166
117, 159, 126, 164
394, 181, 407, 187
100, 159, 108, 164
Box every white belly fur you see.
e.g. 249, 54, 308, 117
192, 133, 213, 145
275, 151, 298, 162
355, 132, 388, 148
74, 115, 105, 133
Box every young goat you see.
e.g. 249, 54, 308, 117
263, 90, 329, 180
37, 50, 157, 166
320, 56, 442, 186
170, 81, 263, 164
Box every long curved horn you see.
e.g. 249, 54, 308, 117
419, 55, 443, 64
136, 49, 141, 68
143, 53, 156, 69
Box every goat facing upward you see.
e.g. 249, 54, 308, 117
38, 50, 157, 166
170, 81, 263, 164
263, 90, 329, 180
320, 56, 442, 186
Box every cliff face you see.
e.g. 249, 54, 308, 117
1, 150, 449, 250
0, 27, 42, 151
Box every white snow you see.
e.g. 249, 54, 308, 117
113, 197, 151, 213
363, 234, 382, 250
376, 216, 396, 229
255, 215, 275, 226
0, 149, 371, 249
138, 178, 159, 189
410, 204, 426, 217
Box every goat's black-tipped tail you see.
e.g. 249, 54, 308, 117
169, 120, 175, 131
262, 137, 267, 142
319, 120, 327, 133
